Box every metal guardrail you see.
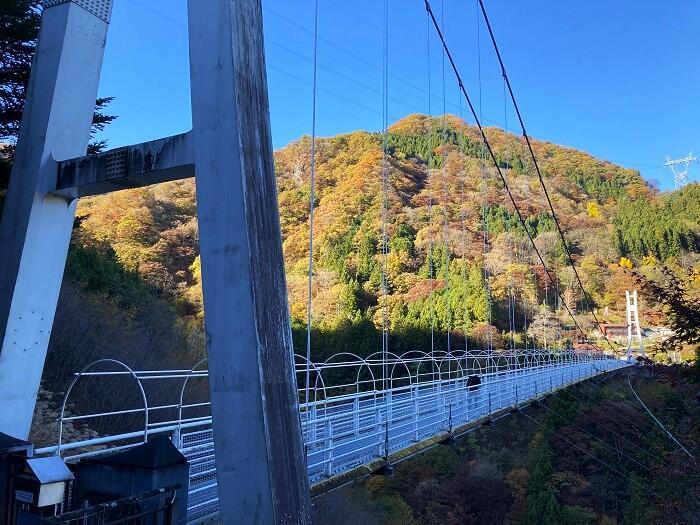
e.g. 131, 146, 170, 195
34, 349, 630, 523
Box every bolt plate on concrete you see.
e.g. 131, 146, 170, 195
43, 0, 112, 23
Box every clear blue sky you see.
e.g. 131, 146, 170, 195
97, 0, 700, 190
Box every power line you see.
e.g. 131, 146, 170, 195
264, 6, 498, 124
475, 0, 615, 352
124, 0, 453, 126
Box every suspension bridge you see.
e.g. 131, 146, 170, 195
33, 350, 628, 523
0, 0, 638, 524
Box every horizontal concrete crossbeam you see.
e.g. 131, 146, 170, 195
52, 131, 194, 199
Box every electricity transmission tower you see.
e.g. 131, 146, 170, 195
664, 153, 696, 189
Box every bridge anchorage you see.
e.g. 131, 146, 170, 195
0, 0, 633, 524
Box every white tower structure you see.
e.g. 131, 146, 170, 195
664, 153, 696, 189
626, 290, 644, 358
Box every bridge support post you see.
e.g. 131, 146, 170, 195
374, 405, 382, 456
187, 0, 310, 521
353, 396, 360, 436
310, 403, 318, 444
412, 395, 419, 441
0, 0, 112, 438
323, 419, 333, 477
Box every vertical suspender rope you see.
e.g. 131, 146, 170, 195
381, 0, 390, 392
502, 76, 516, 352
426, 9, 436, 369
476, 0, 493, 362
381, 0, 392, 466
522, 139, 533, 352
458, 88, 469, 366
544, 271, 549, 351
441, 0, 451, 356
305, 0, 320, 410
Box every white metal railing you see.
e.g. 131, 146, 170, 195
34, 348, 631, 523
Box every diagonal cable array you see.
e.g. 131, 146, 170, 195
627, 374, 696, 462
475, 0, 615, 352
423, 0, 586, 339
538, 374, 700, 506
520, 412, 663, 501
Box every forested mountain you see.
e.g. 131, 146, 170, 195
61, 113, 700, 366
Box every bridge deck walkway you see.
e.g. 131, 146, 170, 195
182, 358, 628, 523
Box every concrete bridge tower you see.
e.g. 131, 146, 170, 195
0, 1, 310, 522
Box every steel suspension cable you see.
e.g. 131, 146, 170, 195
545, 414, 698, 507
540, 402, 674, 479
476, 0, 614, 351
554, 382, 691, 474
424, 0, 585, 339
521, 411, 664, 501
559, 375, 700, 486
565, 375, 695, 468
627, 374, 696, 462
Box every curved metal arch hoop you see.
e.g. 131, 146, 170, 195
321, 352, 378, 394
57, 358, 148, 457
294, 353, 329, 406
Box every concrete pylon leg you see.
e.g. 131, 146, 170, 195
0, 2, 112, 439
187, 0, 311, 522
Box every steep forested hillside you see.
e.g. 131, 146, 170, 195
60, 114, 700, 367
